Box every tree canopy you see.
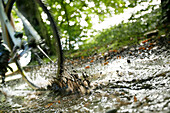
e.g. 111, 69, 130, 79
14, 0, 169, 50
45, 0, 161, 50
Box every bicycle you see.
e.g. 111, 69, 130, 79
0, 0, 63, 89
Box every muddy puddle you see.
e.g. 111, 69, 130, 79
0, 39, 170, 112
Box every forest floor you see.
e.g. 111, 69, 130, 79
0, 35, 170, 112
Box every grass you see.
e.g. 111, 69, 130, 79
64, 22, 142, 58
64, 7, 165, 59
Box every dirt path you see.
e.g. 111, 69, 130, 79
0, 37, 170, 112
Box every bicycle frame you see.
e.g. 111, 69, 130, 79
0, 0, 21, 50
0, 0, 42, 50
0, 0, 51, 63
0, 0, 40, 89
0, 0, 63, 89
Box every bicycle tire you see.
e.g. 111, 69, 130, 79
5, 0, 63, 89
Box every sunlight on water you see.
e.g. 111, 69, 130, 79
29, 75, 51, 88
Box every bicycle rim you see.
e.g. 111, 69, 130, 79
6, 0, 63, 89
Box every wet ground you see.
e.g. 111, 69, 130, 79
0, 37, 170, 112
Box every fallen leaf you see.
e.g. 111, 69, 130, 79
45, 103, 53, 108
109, 50, 113, 53
104, 62, 109, 65
58, 100, 61, 104
139, 47, 143, 50
142, 47, 146, 50
113, 50, 118, 53
117, 56, 121, 59
84, 102, 90, 107
85, 66, 90, 69
90, 60, 94, 63
142, 39, 150, 44
81, 56, 84, 60
149, 43, 154, 46
148, 46, 153, 50
134, 96, 137, 102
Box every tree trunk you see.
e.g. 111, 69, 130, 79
161, 0, 170, 37
61, 1, 73, 50
16, 0, 51, 48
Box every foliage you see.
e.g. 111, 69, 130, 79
44, 0, 156, 50
66, 5, 162, 58
11, 0, 165, 53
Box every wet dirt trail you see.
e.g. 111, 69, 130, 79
0, 37, 170, 112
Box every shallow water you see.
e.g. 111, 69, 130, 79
0, 42, 170, 112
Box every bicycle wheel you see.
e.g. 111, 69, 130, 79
5, 0, 63, 89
